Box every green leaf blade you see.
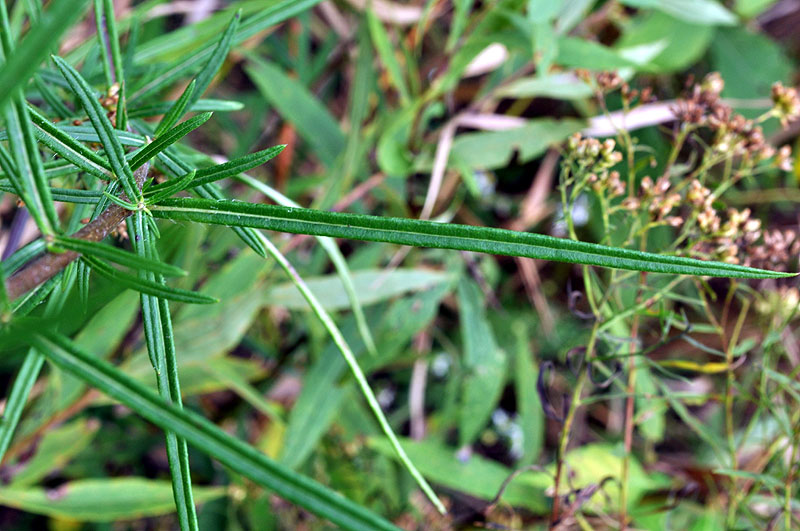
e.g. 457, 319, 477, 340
150, 197, 793, 279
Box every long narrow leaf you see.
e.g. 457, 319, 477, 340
82, 255, 217, 304
54, 236, 186, 277
184, 12, 240, 110
129, 112, 212, 170
128, 211, 198, 530
154, 80, 196, 137
256, 233, 444, 512
188, 145, 285, 188
0, 0, 89, 112
28, 104, 111, 171
28, 331, 400, 531
52, 55, 140, 202
150, 197, 794, 279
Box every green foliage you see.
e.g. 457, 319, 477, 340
1, 0, 799, 529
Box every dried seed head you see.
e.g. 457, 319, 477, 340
771, 82, 800, 127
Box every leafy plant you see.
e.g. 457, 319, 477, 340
1, 0, 798, 529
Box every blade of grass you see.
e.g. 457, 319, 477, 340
129, 112, 212, 170
255, 231, 444, 512
149, 197, 794, 279
52, 55, 140, 203
0, 4, 60, 234
27, 331, 400, 531
0, 0, 89, 112
29, 107, 111, 180
131, 98, 242, 120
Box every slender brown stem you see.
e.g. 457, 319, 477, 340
4, 165, 149, 301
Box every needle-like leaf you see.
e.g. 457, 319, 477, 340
150, 197, 795, 279
27, 331, 401, 531
52, 55, 140, 202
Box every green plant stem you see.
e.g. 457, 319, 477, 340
725, 293, 749, 529
253, 231, 446, 514
550, 320, 601, 525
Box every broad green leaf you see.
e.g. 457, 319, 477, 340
510, 320, 544, 464
615, 12, 713, 73
710, 26, 792, 119
245, 55, 345, 167
29, 332, 400, 531
370, 438, 670, 513
0, 0, 89, 112
148, 197, 794, 278
619, 0, 737, 26
266, 268, 453, 310
450, 119, 583, 170
458, 278, 507, 445
130, 98, 243, 119
555, 36, 638, 70
0, 478, 225, 522
369, 436, 550, 512
10, 418, 99, 487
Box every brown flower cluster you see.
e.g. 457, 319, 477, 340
770, 82, 800, 127
673, 73, 778, 163
566, 133, 625, 197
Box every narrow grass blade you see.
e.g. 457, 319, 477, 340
33, 75, 72, 119
188, 145, 285, 188
52, 55, 140, 202
103, 0, 125, 94
29, 110, 111, 180
236, 173, 377, 355
366, 10, 410, 104
150, 197, 795, 279
28, 331, 401, 531
154, 80, 196, 137
82, 255, 217, 304
129, 112, 212, 170
54, 236, 186, 277
0, 0, 89, 112
256, 233, 445, 513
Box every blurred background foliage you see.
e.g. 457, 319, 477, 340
2, 0, 800, 529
